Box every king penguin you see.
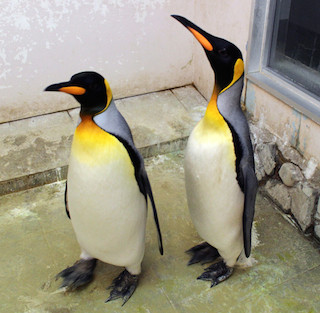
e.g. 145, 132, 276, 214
45, 71, 163, 305
172, 15, 258, 287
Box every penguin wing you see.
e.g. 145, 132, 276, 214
226, 121, 257, 257
64, 182, 70, 219
138, 163, 164, 255
139, 167, 164, 255
218, 78, 258, 257
110, 134, 164, 255
240, 160, 258, 257
93, 102, 163, 254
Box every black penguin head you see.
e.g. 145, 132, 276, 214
172, 15, 244, 93
45, 71, 112, 115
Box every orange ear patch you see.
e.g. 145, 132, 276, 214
59, 86, 86, 95
220, 58, 244, 93
188, 27, 213, 51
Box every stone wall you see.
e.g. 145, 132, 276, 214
250, 120, 320, 243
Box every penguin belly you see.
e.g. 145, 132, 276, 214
67, 118, 146, 274
184, 121, 244, 267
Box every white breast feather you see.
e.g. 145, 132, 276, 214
67, 134, 146, 274
184, 121, 244, 267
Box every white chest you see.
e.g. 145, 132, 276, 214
184, 121, 244, 264
66, 128, 147, 268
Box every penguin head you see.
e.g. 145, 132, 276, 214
45, 71, 113, 115
172, 15, 244, 93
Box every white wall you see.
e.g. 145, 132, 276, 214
0, 0, 254, 124
0, 0, 195, 123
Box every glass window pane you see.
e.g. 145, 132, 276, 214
268, 0, 320, 98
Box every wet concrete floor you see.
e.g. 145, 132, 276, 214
1, 152, 320, 313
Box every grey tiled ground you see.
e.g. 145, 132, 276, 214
1, 152, 320, 313
1, 86, 320, 313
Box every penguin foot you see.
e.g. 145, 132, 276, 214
105, 270, 139, 306
56, 258, 97, 290
186, 242, 220, 265
197, 260, 233, 287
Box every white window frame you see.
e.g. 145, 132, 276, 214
246, 0, 320, 125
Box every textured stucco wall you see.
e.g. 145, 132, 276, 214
0, 0, 254, 123
0, 0, 194, 123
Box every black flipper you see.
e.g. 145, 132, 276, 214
92, 100, 163, 255
109, 133, 163, 255
105, 270, 139, 306
241, 162, 258, 257
186, 242, 220, 265
222, 102, 258, 258
226, 119, 258, 257
141, 171, 163, 255
64, 182, 70, 219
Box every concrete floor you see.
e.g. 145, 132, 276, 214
1, 86, 320, 312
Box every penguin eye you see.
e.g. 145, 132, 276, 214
218, 48, 228, 57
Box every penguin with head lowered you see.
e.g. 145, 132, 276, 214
45, 71, 163, 305
172, 15, 258, 287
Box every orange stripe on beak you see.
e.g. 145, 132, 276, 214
59, 86, 86, 95
188, 27, 213, 51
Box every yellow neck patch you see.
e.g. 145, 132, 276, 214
71, 116, 127, 166
220, 58, 244, 94
94, 79, 113, 116
203, 85, 225, 127
195, 59, 242, 159
197, 89, 233, 151
105, 79, 113, 106
204, 58, 244, 124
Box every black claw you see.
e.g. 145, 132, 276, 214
56, 259, 97, 290
197, 272, 211, 281
105, 270, 139, 306
186, 242, 220, 265
197, 260, 233, 287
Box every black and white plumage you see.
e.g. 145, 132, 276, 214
172, 15, 258, 287
45, 71, 163, 305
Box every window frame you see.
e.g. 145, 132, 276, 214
246, 0, 320, 125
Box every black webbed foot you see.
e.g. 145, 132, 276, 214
105, 270, 139, 306
186, 242, 220, 265
56, 258, 97, 290
197, 260, 233, 287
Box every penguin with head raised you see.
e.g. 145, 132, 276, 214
171, 15, 258, 287
45, 71, 163, 305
